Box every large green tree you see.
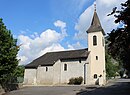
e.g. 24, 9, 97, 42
107, 0, 130, 71
105, 51, 119, 78
105, 37, 119, 78
0, 18, 19, 88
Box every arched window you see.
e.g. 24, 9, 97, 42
93, 35, 97, 46
64, 64, 67, 71
79, 59, 81, 63
94, 74, 97, 79
102, 37, 104, 46
96, 56, 98, 60
46, 67, 48, 72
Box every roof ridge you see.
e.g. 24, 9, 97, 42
46, 48, 88, 54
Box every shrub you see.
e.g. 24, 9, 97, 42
68, 76, 83, 85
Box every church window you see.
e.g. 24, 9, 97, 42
93, 36, 97, 46
64, 64, 67, 71
96, 56, 98, 60
46, 67, 48, 72
102, 37, 104, 46
79, 59, 81, 63
94, 74, 97, 79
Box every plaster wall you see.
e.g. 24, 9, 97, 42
88, 31, 106, 85
36, 66, 53, 85
24, 69, 36, 85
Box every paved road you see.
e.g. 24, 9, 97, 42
4, 86, 86, 95
3, 78, 130, 95
78, 78, 130, 95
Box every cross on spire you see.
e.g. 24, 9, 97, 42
87, 1, 105, 35
94, 2, 96, 12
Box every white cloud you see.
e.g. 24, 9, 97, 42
66, 41, 83, 50
30, 32, 39, 39
67, 44, 75, 50
20, 29, 31, 35
54, 20, 66, 29
18, 20, 68, 65
17, 56, 28, 65
54, 20, 67, 38
38, 43, 65, 57
75, 5, 93, 40
71, 0, 88, 12
74, 0, 126, 40
72, 42, 83, 49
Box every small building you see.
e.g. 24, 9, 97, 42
24, 7, 106, 86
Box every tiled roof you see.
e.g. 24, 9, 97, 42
87, 11, 105, 35
25, 48, 90, 68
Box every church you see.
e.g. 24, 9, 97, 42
24, 6, 106, 86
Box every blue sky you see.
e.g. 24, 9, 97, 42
1, 0, 93, 40
0, 0, 126, 65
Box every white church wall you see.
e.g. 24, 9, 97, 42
86, 54, 91, 85
60, 59, 88, 84
24, 69, 36, 85
53, 60, 62, 85
36, 66, 53, 85
88, 31, 106, 85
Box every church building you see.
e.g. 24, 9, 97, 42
24, 6, 106, 86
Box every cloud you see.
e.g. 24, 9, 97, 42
54, 20, 66, 29
18, 20, 69, 65
54, 20, 67, 38
71, 0, 88, 13
74, 5, 93, 40
72, 42, 83, 49
20, 29, 31, 35
18, 20, 78, 65
74, 0, 126, 40
38, 43, 65, 57
66, 41, 83, 50
30, 32, 39, 39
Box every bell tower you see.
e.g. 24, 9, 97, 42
87, 4, 106, 85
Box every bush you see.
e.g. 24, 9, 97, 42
68, 76, 83, 85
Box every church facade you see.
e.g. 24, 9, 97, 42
24, 8, 106, 86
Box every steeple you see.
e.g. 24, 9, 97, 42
87, 3, 105, 35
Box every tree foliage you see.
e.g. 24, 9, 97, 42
107, 0, 130, 71
13, 65, 25, 78
105, 51, 119, 78
0, 18, 19, 85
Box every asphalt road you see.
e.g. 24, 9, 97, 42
3, 78, 130, 95
78, 78, 130, 95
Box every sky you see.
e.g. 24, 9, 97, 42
0, 0, 126, 65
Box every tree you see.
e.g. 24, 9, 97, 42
107, 0, 130, 71
14, 65, 25, 78
105, 38, 119, 78
5, 65, 25, 84
105, 51, 119, 78
0, 18, 19, 91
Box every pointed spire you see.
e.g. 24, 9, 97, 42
87, 3, 105, 35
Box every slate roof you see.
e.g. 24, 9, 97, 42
25, 48, 90, 68
87, 11, 105, 35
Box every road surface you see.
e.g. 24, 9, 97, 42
3, 78, 130, 95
